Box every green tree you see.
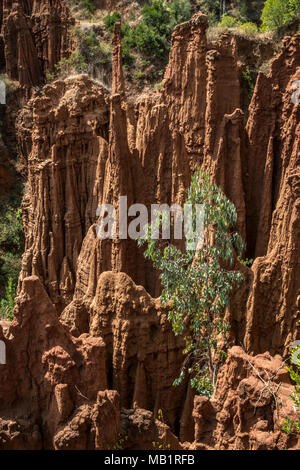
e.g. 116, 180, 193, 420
169, 0, 192, 26
288, 0, 300, 16
142, 0, 171, 35
200, 0, 222, 24
261, 0, 300, 31
138, 170, 245, 396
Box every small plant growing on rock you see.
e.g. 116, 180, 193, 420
113, 432, 128, 450
45, 72, 55, 82
152, 409, 171, 450
238, 256, 253, 267
241, 66, 255, 101
138, 170, 245, 396
282, 345, 300, 435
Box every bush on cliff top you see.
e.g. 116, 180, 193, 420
138, 170, 245, 396
104, 0, 192, 67
261, 0, 300, 30
217, 14, 258, 36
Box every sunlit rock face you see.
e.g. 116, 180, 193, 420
0, 4, 299, 449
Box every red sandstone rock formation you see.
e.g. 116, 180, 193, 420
0, 275, 114, 449
62, 271, 188, 435
0, 8, 299, 450
192, 347, 300, 450
243, 35, 300, 355
121, 407, 182, 450
17, 75, 110, 311
0, 275, 181, 450
0, 0, 74, 89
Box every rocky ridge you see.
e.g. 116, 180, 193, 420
0, 4, 299, 450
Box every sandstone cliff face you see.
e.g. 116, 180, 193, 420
192, 347, 300, 450
17, 75, 110, 311
0, 275, 181, 450
0, 0, 74, 89
243, 35, 300, 355
62, 271, 187, 435
18, 15, 299, 349
0, 276, 113, 450
0, 9, 299, 450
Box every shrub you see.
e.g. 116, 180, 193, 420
56, 51, 88, 76
103, 11, 122, 33
56, 27, 112, 77
142, 0, 172, 36
217, 14, 258, 37
80, 29, 111, 65
218, 14, 238, 29
138, 170, 245, 396
0, 183, 24, 251
261, 0, 300, 31
239, 21, 258, 35
0, 207, 23, 253
133, 69, 145, 81
133, 22, 167, 58
169, 0, 192, 26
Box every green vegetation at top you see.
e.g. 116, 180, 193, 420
202, 0, 299, 35
261, 0, 300, 30
138, 170, 245, 396
200, 0, 265, 26
104, 0, 192, 68
0, 184, 24, 321
57, 1, 299, 87
217, 14, 258, 36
